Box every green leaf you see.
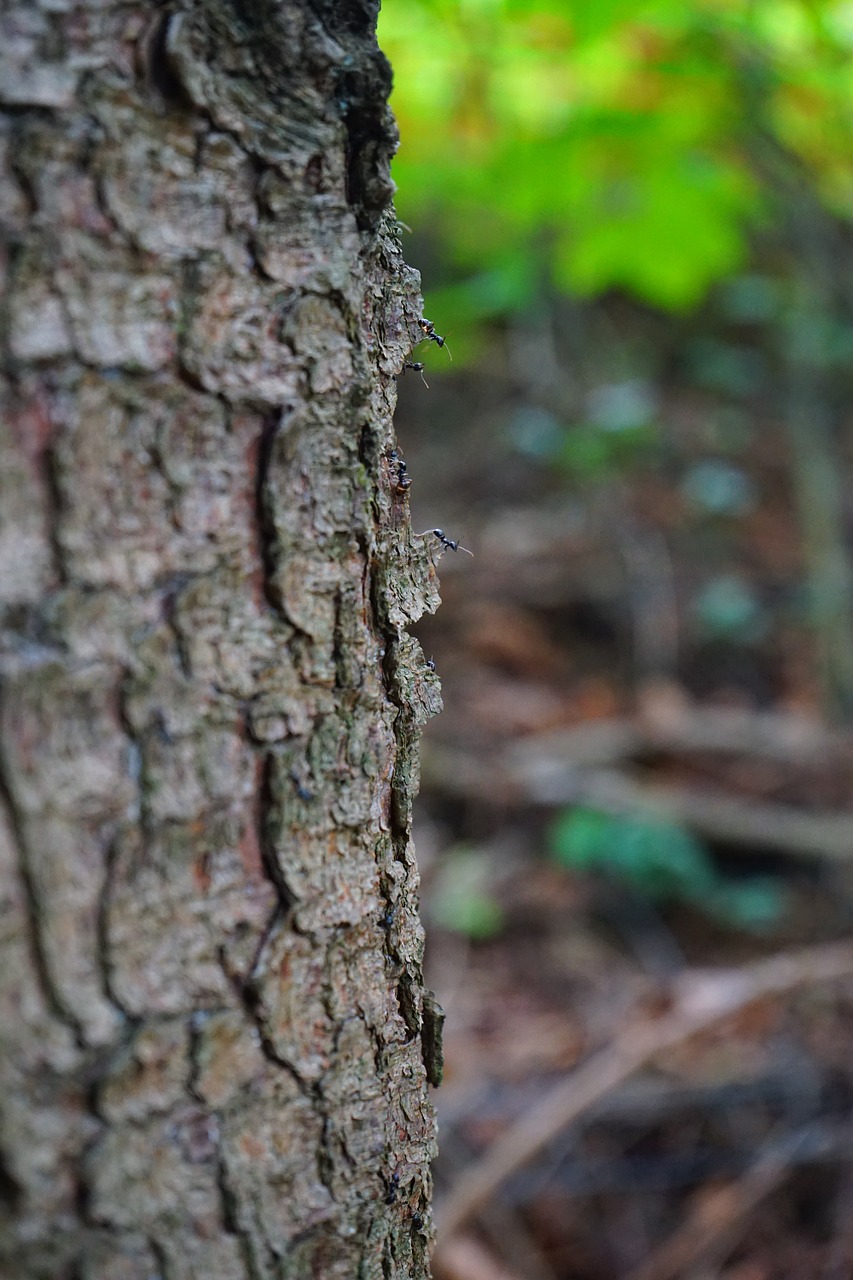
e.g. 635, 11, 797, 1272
549, 807, 717, 899
548, 807, 786, 931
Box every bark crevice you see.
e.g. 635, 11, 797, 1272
0, 753, 86, 1045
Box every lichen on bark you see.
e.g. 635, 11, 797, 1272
0, 2, 442, 1276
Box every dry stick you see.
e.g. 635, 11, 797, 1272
523, 766, 853, 862
624, 1124, 839, 1280
510, 704, 851, 768
425, 743, 853, 863
434, 1235, 529, 1280
434, 940, 853, 1251
438, 1128, 559, 1280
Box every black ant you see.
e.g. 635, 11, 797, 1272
384, 1170, 400, 1205
401, 360, 429, 388
418, 528, 473, 556
388, 449, 412, 492
425, 656, 436, 672
417, 318, 451, 360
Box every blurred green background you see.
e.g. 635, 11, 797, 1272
378, 4, 853, 1277
381, 0, 853, 313
380, 0, 853, 718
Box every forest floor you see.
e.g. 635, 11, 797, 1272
394, 326, 853, 1280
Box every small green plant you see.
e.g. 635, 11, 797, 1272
549, 806, 786, 930
430, 845, 505, 939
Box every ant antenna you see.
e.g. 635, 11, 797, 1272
401, 361, 429, 388
416, 528, 474, 556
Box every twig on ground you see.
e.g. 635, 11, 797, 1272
432, 1235, 530, 1280
514, 764, 853, 861
625, 1124, 841, 1280
438, 1128, 559, 1280
434, 940, 853, 1251
424, 742, 853, 862
511, 704, 849, 768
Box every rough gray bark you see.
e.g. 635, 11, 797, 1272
0, 3, 442, 1277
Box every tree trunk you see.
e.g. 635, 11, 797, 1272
0, 3, 442, 1276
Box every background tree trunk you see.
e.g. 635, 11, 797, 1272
0, 3, 442, 1276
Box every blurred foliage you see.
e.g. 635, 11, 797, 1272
431, 846, 506, 937
691, 573, 767, 640
550, 807, 786, 929
555, 378, 661, 478
382, 0, 853, 723
508, 381, 661, 478
379, 0, 853, 318
681, 459, 757, 515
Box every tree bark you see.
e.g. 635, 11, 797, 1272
0, 3, 441, 1276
